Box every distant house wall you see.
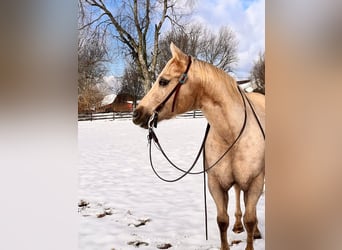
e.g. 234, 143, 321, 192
97, 93, 134, 113
113, 102, 133, 112
98, 103, 114, 113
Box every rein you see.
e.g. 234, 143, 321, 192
146, 56, 265, 240
148, 86, 249, 177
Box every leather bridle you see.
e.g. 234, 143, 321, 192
148, 55, 192, 129
146, 54, 265, 179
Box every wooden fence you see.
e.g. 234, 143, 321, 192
78, 110, 204, 121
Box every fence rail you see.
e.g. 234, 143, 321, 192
78, 110, 204, 121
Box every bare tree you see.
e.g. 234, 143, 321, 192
80, 0, 190, 93
157, 24, 200, 72
157, 24, 238, 73
78, 3, 109, 113
198, 26, 238, 72
120, 61, 145, 108
250, 52, 265, 94
78, 85, 104, 113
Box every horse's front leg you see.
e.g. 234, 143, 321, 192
232, 184, 244, 234
243, 172, 264, 250
208, 175, 230, 250
233, 184, 262, 239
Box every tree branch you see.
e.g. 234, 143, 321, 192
142, 0, 150, 41
79, 13, 106, 30
151, 0, 168, 76
85, 0, 138, 51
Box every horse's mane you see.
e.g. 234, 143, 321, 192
193, 59, 240, 97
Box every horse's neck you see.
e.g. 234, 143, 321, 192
199, 77, 244, 142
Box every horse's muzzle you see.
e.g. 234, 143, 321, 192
132, 108, 151, 129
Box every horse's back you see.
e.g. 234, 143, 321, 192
246, 92, 265, 125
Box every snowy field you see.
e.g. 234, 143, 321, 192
79, 118, 265, 250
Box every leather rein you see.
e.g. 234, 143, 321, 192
147, 55, 264, 181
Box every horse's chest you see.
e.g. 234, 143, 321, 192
211, 165, 235, 189
231, 148, 264, 189
206, 129, 264, 189
211, 149, 263, 189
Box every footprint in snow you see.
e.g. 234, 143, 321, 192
127, 240, 149, 247
96, 208, 113, 218
157, 243, 172, 249
128, 218, 151, 227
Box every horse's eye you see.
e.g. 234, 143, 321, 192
159, 78, 170, 86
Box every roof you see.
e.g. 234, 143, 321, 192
101, 94, 117, 106
237, 81, 255, 93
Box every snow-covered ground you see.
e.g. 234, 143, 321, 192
79, 118, 265, 250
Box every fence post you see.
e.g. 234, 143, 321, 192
193, 110, 196, 118
113, 112, 115, 120
90, 112, 93, 122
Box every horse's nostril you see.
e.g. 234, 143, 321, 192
132, 109, 140, 120
133, 110, 139, 117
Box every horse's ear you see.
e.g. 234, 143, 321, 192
170, 42, 188, 62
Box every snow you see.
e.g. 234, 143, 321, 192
79, 118, 265, 250
101, 94, 117, 106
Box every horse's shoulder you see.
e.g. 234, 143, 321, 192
246, 92, 265, 109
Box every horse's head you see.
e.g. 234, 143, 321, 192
133, 43, 199, 128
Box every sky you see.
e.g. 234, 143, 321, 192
105, 0, 264, 86
190, 0, 265, 78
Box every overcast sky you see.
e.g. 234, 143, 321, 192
106, 0, 264, 86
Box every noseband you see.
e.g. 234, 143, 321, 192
148, 55, 192, 129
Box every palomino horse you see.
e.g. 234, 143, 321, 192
133, 43, 265, 250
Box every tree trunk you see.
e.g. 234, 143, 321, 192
81, 0, 185, 95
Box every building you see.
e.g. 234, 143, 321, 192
98, 93, 134, 113
236, 79, 256, 93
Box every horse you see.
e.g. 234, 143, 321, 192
132, 42, 265, 250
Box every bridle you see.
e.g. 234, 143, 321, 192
146, 54, 265, 240
147, 55, 264, 177
148, 55, 192, 129
147, 87, 250, 181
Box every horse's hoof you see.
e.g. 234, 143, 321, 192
253, 227, 262, 239
232, 224, 244, 234
253, 232, 262, 239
